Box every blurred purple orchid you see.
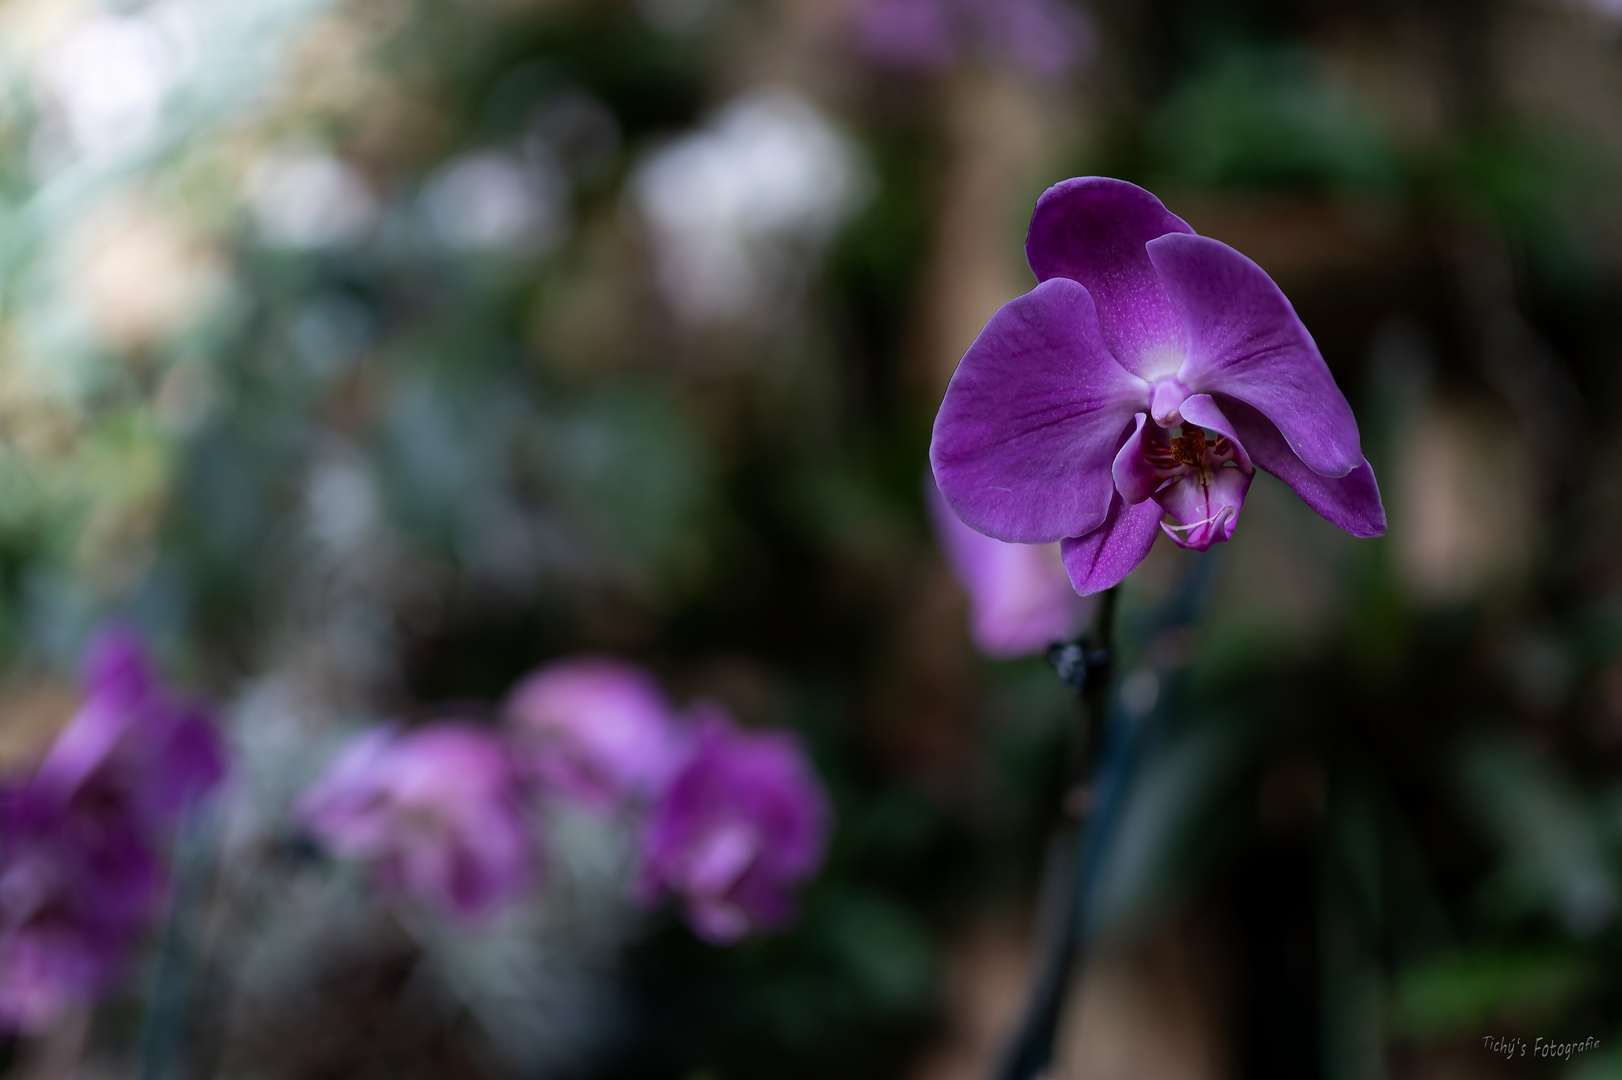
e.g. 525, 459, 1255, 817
297, 723, 533, 922
0, 788, 161, 1032
38, 628, 227, 832
0, 627, 226, 1031
855, 0, 1094, 80
927, 477, 1091, 657
502, 656, 682, 813
930, 178, 1386, 595
638, 706, 829, 945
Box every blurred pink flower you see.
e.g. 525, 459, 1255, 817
38, 627, 226, 832
298, 723, 533, 921
0, 626, 225, 1031
503, 656, 682, 812
638, 706, 829, 945
928, 478, 1092, 658
855, 0, 1094, 79
0, 788, 159, 1031
855, 0, 958, 70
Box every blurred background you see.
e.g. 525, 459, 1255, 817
0, 0, 1619, 1077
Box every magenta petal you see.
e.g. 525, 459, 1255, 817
1178, 394, 1252, 471
638, 709, 828, 943
681, 822, 760, 897
299, 723, 532, 921
855, 0, 958, 71
686, 898, 752, 945
931, 278, 1147, 543
1147, 232, 1363, 478
37, 628, 226, 832
925, 480, 1091, 658
1154, 465, 1252, 551
502, 657, 679, 811
1217, 395, 1387, 537
1059, 494, 1163, 595
1111, 413, 1166, 505
966, 0, 1095, 79
1025, 178, 1194, 378
0, 775, 164, 1033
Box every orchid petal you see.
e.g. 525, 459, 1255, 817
1025, 178, 1194, 379
931, 277, 1147, 543
1217, 394, 1387, 537
299, 723, 532, 920
503, 657, 680, 810
1148, 232, 1362, 478
1059, 493, 1163, 595
1111, 413, 1168, 505
925, 478, 1091, 657
1178, 394, 1252, 471
639, 712, 828, 943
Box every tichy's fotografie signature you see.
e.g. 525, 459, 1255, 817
1483, 1035, 1600, 1061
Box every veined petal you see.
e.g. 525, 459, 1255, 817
1178, 394, 1252, 471
1147, 232, 1362, 478
1111, 413, 1169, 505
1217, 395, 1387, 537
1155, 465, 1251, 551
1060, 493, 1163, 595
1026, 178, 1194, 379
931, 277, 1147, 543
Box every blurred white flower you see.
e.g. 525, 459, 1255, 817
422, 150, 568, 254
38, 10, 194, 159
247, 150, 378, 249
632, 87, 867, 324
69, 198, 228, 350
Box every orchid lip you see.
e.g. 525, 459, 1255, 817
1160, 505, 1237, 548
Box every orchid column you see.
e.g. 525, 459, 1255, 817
927, 177, 1387, 1080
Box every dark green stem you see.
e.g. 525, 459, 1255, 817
991, 587, 1117, 1080
991, 553, 1221, 1080
136, 815, 214, 1080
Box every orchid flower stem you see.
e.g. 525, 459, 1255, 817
136, 812, 214, 1080
992, 586, 1117, 1080
993, 553, 1222, 1080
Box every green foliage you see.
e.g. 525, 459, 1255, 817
1147, 46, 1400, 191
1391, 945, 1591, 1038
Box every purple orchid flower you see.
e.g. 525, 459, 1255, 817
297, 723, 533, 922
638, 706, 829, 945
0, 626, 225, 1031
36, 628, 227, 833
927, 476, 1091, 657
930, 178, 1386, 594
0, 786, 161, 1032
502, 656, 682, 813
